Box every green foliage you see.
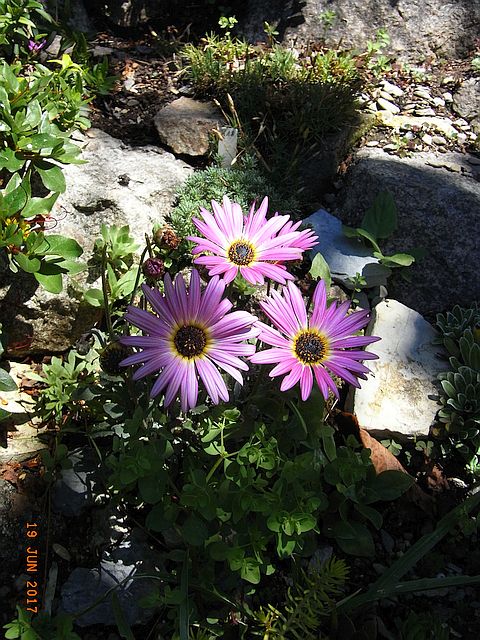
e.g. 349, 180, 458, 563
308, 252, 331, 291
435, 303, 480, 470
181, 32, 361, 190
471, 56, 480, 74
395, 611, 450, 640
0, 0, 52, 62
3, 606, 80, 640
251, 557, 348, 638
85, 224, 143, 309
169, 157, 300, 242
29, 348, 99, 426
342, 191, 420, 270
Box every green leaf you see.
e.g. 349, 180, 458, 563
320, 424, 337, 462
367, 470, 414, 502
33, 271, 63, 293
355, 503, 383, 529
293, 512, 317, 533
0, 184, 28, 216
138, 473, 166, 504
0, 148, 25, 172
14, 253, 41, 273
240, 558, 261, 584
84, 288, 104, 307
355, 228, 381, 253
0, 407, 12, 421
40, 235, 83, 258
0, 368, 17, 392
111, 592, 135, 640
333, 520, 375, 557
21, 192, 58, 218
24, 100, 42, 129
379, 253, 415, 268
309, 252, 331, 289
35, 162, 66, 193
182, 515, 208, 546
361, 191, 397, 239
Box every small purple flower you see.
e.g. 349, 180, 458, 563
28, 39, 46, 54
250, 279, 380, 401
120, 269, 259, 411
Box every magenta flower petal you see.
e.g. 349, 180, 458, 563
188, 196, 318, 285
251, 279, 380, 401
120, 269, 257, 411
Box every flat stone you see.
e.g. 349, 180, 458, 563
431, 135, 447, 145
414, 107, 436, 117
422, 133, 433, 145
433, 97, 445, 107
377, 98, 400, 114
379, 90, 395, 102
303, 209, 390, 288
334, 147, 480, 315
353, 300, 444, 438
376, 111, 457, 137
381, 80, 404, 98
414, 88, 432, 101
154, 97, 226, 156
442, 92, 453, 102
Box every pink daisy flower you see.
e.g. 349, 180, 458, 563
120, 269, 258, 411
188, 196, 318, 285
250, 279, 380, 401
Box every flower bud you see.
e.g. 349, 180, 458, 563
99, 342, 132, 375
153, 226, 181, 250
142, 257, 165, 280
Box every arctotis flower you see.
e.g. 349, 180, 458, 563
188, 196, 318, 285
250, 280, 380, 401
120, 270, 258, 411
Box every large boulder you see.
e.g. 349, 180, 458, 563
453, 78, 480, 134
0, 130, 192, 354
334, 147, 480, 317
244, 0, 480, 62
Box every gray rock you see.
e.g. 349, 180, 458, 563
453, 78, 480, 132
0, 129, 192, 354
61, 532, 161, 626
52, 447, 103, 517
334, 147, 480, 315
377, 98, 400, 114
304, 209, 391, 288
278, 0, 480, 61
353, 299, 444, 438
381, 80, 404, 98
154, 97, 226, 156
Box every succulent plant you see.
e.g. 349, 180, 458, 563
438, 366, 480, 439
436, 303, 480, 356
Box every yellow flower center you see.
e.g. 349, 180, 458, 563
173, 325, 208, 359
293, 329, 328, 365
227, 239, 256, 266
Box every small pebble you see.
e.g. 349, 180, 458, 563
457, 132, 468, 142
422, 133, 433, 145
380, 529, 395, 554
442, 91, 453, 102
441, 75, 455, 85
403, 103, 416, 111
453, 118, 470, 129
431, 135, 447, 145
383, 143, 398, 151
469, 132, 478, 141
377, 97, 400, 114
366, 140, 380, 146
381, 80, 404, 97
433, 97, 445, 107
405, 131, 414, 140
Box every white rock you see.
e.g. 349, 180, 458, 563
414, 88, 432, 101
422, 133, 433, 145
377, 98, 400, 114
433, 97, 445, 107
379, 90, 395, 101
353, 299, 444, 438
415, 107, 436, 116
304, 209, 390, 288
381, 80, 404, 97
443, 91, 453, 102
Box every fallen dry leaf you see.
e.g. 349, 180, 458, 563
334, 411, 436, 516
